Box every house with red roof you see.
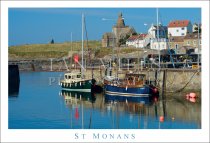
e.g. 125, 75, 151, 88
126, 35, 140, 47
168, 20, 192, 37
126, 34, 148, 48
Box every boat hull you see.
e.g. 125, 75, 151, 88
60, 79, 92, 92
104, 84, 153, 97
104, 84, 155, 103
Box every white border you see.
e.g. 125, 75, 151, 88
1, 1, 209, 142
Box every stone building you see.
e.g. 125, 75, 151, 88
102, 13, 136, 47
183, 33, 201, 54
168, 36, 185, 54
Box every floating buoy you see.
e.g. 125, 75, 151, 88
159, 116, 164, 122
189, 92, 196, 98
189, 98, 196, 103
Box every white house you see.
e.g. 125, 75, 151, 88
150, 38, 168, 50
135, 34, 147, 48
168, 20, 192, 37
148, 24, 168, 38
126, 35, 139, 47
147, 24, 168, 50
126, 34, 148, 48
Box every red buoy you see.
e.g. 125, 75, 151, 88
189, 98, 196, 103
159, 116, 164, 122
189, 93, 196, 98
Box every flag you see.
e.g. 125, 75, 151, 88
74, 55, 79, 63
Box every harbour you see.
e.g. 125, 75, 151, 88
8, 8, 202, 130
9, 71, 201, 129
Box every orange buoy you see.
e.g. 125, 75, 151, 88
159, 116, 164, 122
189, 92, 196, 98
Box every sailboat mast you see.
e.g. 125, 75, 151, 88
157, 8, 160, 70
82, 13, 84, 78
197, 22, 200, 68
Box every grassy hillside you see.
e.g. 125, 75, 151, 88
9, 41, 101, 59
9, 40, 142, 60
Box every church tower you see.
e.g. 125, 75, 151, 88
102, 12, 136, 47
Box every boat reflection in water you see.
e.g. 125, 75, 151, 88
104, 93, 157, 105
59, 90, 200, 129
59, 90, 96, 129
60, 90, 96, 104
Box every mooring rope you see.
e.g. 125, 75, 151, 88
151, 70, 200, 93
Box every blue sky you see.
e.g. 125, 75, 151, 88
9, 8, 201, 46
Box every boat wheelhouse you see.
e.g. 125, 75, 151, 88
60, 71, 92, 92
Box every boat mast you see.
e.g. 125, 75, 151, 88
197, 22, 200, 68
157, 8, 160, 70
71, 32, 73, 70
82, 13, 84, 78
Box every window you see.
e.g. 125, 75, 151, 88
77, 75, 81, 78
68, 76, 71, 79
200, 40, 202, 45
181, 27, 185, 30
187, 41, 190, 45
65, 75, 68, 79
181, 33, 185, 36
176, 29, 179, 32
193, 40, 196, 45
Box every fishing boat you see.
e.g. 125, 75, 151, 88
60, 14, 103, 93
60, 71, 94, 92
104, 72, 159, 100
60, 14, 93, 92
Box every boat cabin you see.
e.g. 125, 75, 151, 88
124, 73, 146, 86
64, 72, 85, 83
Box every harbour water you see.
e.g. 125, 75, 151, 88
9, 72, 201, 129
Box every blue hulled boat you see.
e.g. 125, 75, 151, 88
104, 72, 159, 100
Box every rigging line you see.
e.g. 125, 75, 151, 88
84, 16, 94, 79
145, 71, 199, 93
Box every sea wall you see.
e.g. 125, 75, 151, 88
11, 60, 201, 92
